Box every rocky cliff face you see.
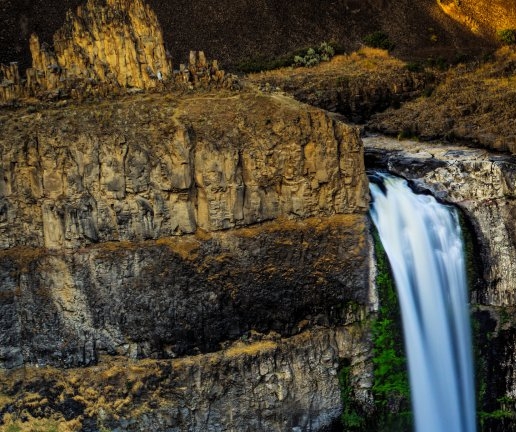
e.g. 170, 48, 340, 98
0, 325, 372, 432
0, 90, 373, 431
0, 92, 367, 250
0, 0, 173, 102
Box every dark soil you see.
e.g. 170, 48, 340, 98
0, 0, 496, 72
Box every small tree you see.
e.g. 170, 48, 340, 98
363, 31, 395, 51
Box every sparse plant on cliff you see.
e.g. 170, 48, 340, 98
293, 42, 335, 67
498, 29, 516, 45
363, 31, 395, 51
338, 359, 367, 431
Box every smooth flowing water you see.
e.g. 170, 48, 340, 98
369, 172, 476, 432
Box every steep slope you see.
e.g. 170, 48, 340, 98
0, 0, 498, 72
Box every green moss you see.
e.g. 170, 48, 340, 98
338, 359, 367, 431
371, 229, 412, 431
337, 227, 412, 431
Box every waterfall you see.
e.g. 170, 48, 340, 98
369, 172, 476, 432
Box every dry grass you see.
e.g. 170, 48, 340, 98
225, 340, 277, 358
0, 327, 337, 430
370, 46, 516, 152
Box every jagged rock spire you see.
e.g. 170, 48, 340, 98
31, 0, 171, 90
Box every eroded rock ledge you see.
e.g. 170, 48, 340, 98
0, 90, 373, 431
0, 91, 367, 250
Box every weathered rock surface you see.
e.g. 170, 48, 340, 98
0, 90, 372, 430
0, 325, 372, 432
0, 91, 367, 250
1, 0, 172, 102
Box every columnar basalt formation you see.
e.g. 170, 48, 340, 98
0, 93, 367, 250
0, 90, 373, 430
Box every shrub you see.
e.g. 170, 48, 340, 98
363, 31, 395, 51
293, 42, 335, 67
498, 29, 516, 45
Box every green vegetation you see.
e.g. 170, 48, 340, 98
363, 31, 395, 51
371, 230, 412, 431
337, 229, 411, 431
498, 28, 516, 45
293, 42, 336, 67
236, 41, 340, 73
338, 359, 367, 431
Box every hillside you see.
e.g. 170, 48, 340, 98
0, 0, 502, 72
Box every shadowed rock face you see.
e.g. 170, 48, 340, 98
0, 0, 497, 72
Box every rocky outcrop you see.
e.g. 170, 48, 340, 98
0, 0, 241, 104
0, 92, 367, 250
0, 325, 372, 432
0, 0, 171, 102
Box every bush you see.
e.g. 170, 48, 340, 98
363, 31, 395, 51
498, 29, 516, 45
293, 42, 335, 67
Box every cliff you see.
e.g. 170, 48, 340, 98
0, 89, 373, 430
0, 92, 367, 250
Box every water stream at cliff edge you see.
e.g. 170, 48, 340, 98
369, 172, 476, 432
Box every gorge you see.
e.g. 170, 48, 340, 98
2, 0, 516, 431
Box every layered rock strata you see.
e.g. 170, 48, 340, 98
0, 91, 372, 430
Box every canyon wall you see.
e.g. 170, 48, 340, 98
0, 90, 373, 431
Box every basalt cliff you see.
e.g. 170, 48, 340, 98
0, 87, 374, 431
4, 0, 516, 431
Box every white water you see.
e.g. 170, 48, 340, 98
369, 173, 476, 432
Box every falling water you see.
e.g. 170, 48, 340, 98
369, 172, 476, 432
